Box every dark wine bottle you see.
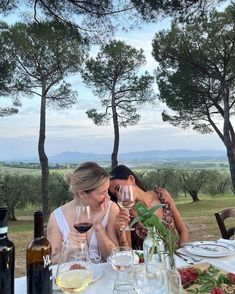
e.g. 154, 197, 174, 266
26, 211, 52, 294
0, 207, 15, 294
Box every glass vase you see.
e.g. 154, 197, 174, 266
143, 227, 166, 293
143, 227, 164, 261
162, 252, 176, 271
163, 252, 182, 294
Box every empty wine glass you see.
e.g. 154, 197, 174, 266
56, 241, 93, 293
117, 186, 135, 231
73, 205, 92, 235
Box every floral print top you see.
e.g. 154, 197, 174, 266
129, 186, 177, 250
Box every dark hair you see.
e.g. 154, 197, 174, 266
109, 165, 146, 192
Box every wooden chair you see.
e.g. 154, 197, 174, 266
214, 208, 235, 239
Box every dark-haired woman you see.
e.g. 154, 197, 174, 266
109, 165, 188, 250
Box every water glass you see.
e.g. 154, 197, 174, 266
109, 246, 134, 292
113, 283, 137, 294
133, 264, 166, 294
109, 246, 134, 274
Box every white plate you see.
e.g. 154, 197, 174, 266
184, 241, 235, 257
52, 264, 104, 290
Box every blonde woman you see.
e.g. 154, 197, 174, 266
47, 162, 119, 263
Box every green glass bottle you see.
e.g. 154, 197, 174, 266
26, 211, 52, 294
0, 207, 15, 294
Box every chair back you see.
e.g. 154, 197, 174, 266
214, 208, 235, 239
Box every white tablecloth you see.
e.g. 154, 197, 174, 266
15, 263, 116, 294
15, 240, 235, 294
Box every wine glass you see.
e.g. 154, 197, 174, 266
117, 185, 135, 231
56, 241, 93, 293
108, 246, 135, 292
89, 249, 102, 264
73, 205, 92, 235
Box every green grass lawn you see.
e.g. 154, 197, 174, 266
175, 194, 235, 242
175, 194, 235, 217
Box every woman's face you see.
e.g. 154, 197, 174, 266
109, 178, 132, 199
81, 178, 110, 208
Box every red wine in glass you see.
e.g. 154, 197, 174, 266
73, 205, 92, 235
74, 223, 92, 233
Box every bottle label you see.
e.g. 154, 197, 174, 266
0, 226, 7, 234
43, 255, 51, 268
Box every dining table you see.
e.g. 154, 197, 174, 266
15, 239, 235, 294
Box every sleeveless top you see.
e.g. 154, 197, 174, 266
53, 200, 112, 251
130, 186, 177, 250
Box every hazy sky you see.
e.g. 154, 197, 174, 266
0, 7, 228, 160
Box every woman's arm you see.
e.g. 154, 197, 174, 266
162, 189, 189, 246
112, 209, 132, 247
93, 200, 120, 259
47, 212, 63, 264
47, 210, 86, 264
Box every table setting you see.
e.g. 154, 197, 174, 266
15, 199, 235, 294
175, 239, 235, 270
14, 238, 235, 294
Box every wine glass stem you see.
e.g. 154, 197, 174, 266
125, 208, 132, 231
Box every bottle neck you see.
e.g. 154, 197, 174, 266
34, 214, 44, 238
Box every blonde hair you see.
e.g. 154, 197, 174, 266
64, 162, 109, 195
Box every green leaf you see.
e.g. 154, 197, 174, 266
129, 216, 141, 228
135, 202, 148, 217
145, 203, 163, 217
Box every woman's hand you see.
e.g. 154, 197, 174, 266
67, 230, 87, 247
93, 195, 110, 228
115, 209, 130, 231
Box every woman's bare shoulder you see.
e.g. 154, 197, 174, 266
56, 201, 74, 213
154, 187, 174, 203
49, 201, 74, 222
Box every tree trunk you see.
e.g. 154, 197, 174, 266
111, 92, 119, 170
9, 206, 17, 221
189, 191, 200, 202
38, 91, 50, 221
220, 80, 235, 193
226, 147, 235, 193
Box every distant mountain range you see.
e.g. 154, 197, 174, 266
3, 149, 227, 165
